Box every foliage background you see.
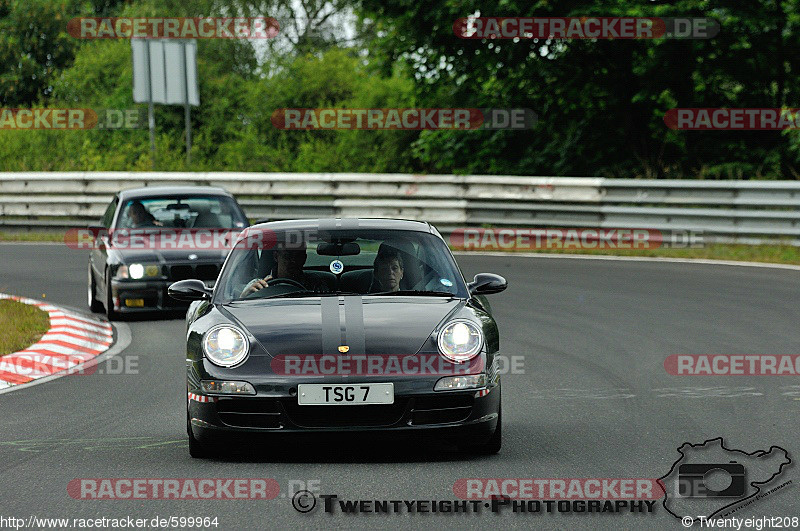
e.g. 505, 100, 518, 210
1, 0, 798, 178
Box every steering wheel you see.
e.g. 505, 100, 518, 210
266, 278, 307, 290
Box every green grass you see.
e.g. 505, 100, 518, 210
461, 243, 800, 265
0, 299, 50, 356
0, 231, 64, 242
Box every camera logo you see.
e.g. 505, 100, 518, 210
659, 438, 791, 523
677, 462, 745, 497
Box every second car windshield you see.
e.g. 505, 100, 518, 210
118, 196, 247, 229
216, 228, 467, 302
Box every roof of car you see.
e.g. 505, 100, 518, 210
247, 218, 435, 233
119, 186, 233, 201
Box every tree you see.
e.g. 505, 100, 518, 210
0, 0, 83, 106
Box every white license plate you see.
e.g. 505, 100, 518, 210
297, 383, 394, 405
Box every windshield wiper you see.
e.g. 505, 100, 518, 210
258, 291, 320, 300
236, 290, 365, 301
370, 290, 456, 297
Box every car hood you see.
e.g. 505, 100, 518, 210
219, 296, 465, 357
112, 248, 228, 263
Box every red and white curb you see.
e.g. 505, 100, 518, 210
188, 392, 218, 403
0, 293, 114, 390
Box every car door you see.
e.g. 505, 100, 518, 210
91, 195, 118, 296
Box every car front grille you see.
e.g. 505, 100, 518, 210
217, 398, 282, 429
195, 264, 219, 280
212, 394, 475, 430
281, 399, 409, 428
168, 263, 219, 281
410, 395, 473, 425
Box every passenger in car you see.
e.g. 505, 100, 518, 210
372, 249, 404, 292
191, 204, 221, 228
240, 242, 330, 296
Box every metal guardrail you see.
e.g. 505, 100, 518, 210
0, 172, 799, 244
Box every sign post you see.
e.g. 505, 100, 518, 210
132, 39, 199, 166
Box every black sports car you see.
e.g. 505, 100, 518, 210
87, 186, 249, 319
170, 218, 507, 458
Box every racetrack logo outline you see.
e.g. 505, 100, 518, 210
658, 437, 792, 523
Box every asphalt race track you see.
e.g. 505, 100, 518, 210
1, 242, 798, 529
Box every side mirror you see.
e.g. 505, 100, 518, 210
168, 279, 212, 301
468, 273, 507, 296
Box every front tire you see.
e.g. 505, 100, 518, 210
88, 263, 103, 312
104, 272, 119, 320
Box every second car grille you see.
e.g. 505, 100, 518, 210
168, 263, 219, 281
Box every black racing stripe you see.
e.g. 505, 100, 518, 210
320, 297, 341, 355
338, 301, 346, 347
343, 296, 365, 355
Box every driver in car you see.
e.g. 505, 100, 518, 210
240, 242, 330, 296
127, 201, 161, 228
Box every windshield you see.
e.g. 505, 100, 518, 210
215, 228, 467, 302
117, 196, 247, 229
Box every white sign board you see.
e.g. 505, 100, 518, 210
132, 39, 199, 106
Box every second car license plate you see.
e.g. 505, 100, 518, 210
297, 383, 394, 405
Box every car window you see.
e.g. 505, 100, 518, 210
216, 228, 466, 302
117, 196, 247, 229
101, 197, 117, 228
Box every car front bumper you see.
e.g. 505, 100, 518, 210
188, 380, 500, 443
110, 278, 214, 313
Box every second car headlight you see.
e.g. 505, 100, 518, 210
115, 263, 160, 279
128, 263, 144, 279
203, 325, 249, 367
437, 320, 483, 363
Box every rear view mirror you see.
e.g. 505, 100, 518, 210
317, 242, 361, 256
468, 273, 507, 296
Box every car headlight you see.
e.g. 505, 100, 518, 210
128, 263, 144, 279
115, 263, 161, 280
203, 325, 249, 367
437, 319, 483, 363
